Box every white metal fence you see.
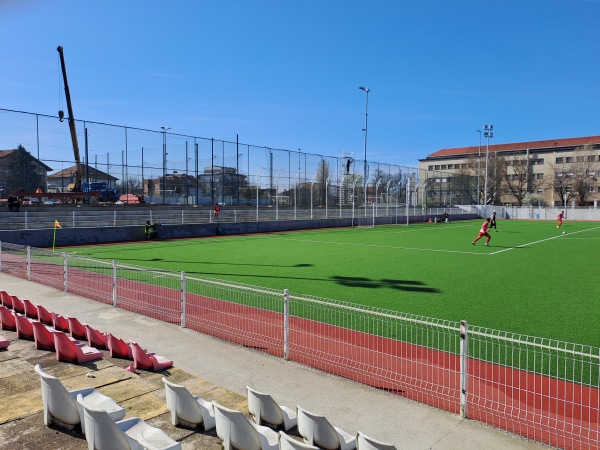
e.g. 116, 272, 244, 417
0, 242, 598, 449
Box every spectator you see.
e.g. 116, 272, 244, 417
214, 204, 221, 222
144, 221, 159, 240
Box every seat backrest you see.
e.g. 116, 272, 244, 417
52, 313, 69, 332
15, 314, 33, 337
11, 296, 25, 314
107, 333, 129, 358
32, 321, 55, 349
36, 304, 53, 324
247, 386, 284, 426
85, 325, 106, 348
163, 377, 203, 424
356, 431, 396, 450
130, 341, 153, 368
77, 394, 131, 450
34, 364, 80, 424
0, 292, 13, 308
0, 305, 16, 329
54, 331, 78, 361
22, 299, 39, 319
297, 406, 340, 450
279, 431, 320, 450
213, 401, 261, 450
68, 317, 86, 339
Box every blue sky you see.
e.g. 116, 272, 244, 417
1, 0, 599, 168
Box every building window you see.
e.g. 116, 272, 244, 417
512, 174, 519, 181
589, 186, 595, 193
577, 156, 584, 162
536, 173, 544, 179
435, 165, 440, 170
588, 171, 596, 177
441, 165, 447, 170
428, 165, 434, 170
566, 157, 573, 163
537, 188, 544, 193
532, 158, 544, 165
588, 155, 596, 162
556, 157, 564, 163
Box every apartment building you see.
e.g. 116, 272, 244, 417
419, 136, 600, 207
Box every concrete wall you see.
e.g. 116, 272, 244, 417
0, 214, 480, 248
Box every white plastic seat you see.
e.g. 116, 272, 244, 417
356, 431, 396, 450
297, 405, 356, 450
77, 394, 181, 450
34, 364, 125, 434
246, 385, 297, 431
213, 401, 279, 450
162, 377, 216, 430
279, 431, 320, 450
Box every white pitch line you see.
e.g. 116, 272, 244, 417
489, 226, 600, 255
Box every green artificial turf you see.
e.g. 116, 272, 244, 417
66, 219, 600, 347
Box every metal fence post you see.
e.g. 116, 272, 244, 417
0, 241, 3, 272
460, 319, 468, 419
25, 211, 29, 230
63, 252, 68, 292
284, 289, 290, 361
112, 260, 117, 307
181, 271, 186, 328
27, 246, 31, 280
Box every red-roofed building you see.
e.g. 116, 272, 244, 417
419, 136, 600, 207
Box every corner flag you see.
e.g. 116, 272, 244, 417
52, 220, 61, 252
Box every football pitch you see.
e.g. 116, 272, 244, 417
69, 219, 600, 347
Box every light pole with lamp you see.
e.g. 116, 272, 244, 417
483, 124, 494, 208
161, 127, 170, 205
476, 129, 482, 205
359, 86, 370, 214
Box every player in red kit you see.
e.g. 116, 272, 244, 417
557, 210, 564, 229
472, 218, 491, 246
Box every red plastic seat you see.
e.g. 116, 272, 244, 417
15, 314, 34, 340
0, 335, 10, 349
107, 333, 133, 359
36, 304, 54, 326
51, 313, 70, 332
67, 317, 87, 340
130, 341, 173, 371
22, 299, 39, 319
54, 331, 102, 364
85, 324, 108, 350
32, 321, 57, 350
0, 306, 16, 331
0, 291, 13, 309
11, 296, 25, 314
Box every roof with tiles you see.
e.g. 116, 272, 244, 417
423, 135, 600, 160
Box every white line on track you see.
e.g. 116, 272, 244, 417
489, 226, 600, 255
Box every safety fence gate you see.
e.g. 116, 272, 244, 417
1, 241, 598, 449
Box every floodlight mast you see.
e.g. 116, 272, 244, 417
57, 45, 82, 192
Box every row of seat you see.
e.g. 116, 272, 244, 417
0, 291, 173, 371
35, 362, 394, 450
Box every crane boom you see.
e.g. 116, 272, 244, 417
57, 45, 82, 192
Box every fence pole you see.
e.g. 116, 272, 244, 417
0, 241, 2, 272
460, 319, 468, 419
112, 260, 117, 307
283, 289, 290, 361
181, 271, 186, 328
25, 211, 29, 230
27, 246, 31, 281
63, 252, 68, 292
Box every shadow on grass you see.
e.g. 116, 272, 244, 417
331, 276, 440, 292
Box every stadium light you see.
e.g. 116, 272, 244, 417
483, 125, 493, 208
359, 86, 370, 214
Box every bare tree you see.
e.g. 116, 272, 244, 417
501, 154, 543, 206
549, 145, 599, 207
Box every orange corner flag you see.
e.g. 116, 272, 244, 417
54, 220, 62, 228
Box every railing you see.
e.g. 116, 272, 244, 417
0, 206, 472, 231
1, 242, 598, 449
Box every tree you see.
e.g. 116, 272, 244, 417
116, 176, 143, 195
501, 154, 544, 206
549, 145, 599, 207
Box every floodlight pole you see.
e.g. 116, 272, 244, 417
476, 129, 482, 205
359, 86, 370, 215
161, 126, 170, 205
325, 175, 331, 219
386, 180, 392, 218
256, 168, 262, 221
406, 178, 411, 226
483, 124, 493, 209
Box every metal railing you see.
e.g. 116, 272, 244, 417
1, 242, 598, 449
